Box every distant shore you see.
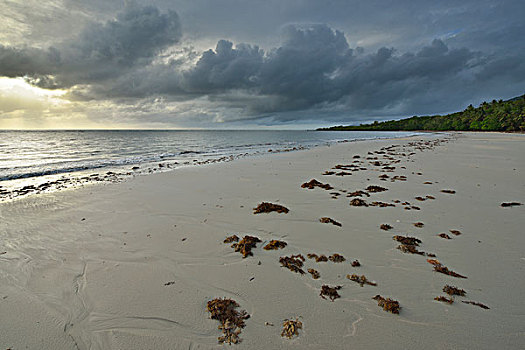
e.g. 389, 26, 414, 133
1, 132, 524, 349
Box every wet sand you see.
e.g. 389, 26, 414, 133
0, 132, 524, 349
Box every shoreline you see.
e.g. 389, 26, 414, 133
1, 132, 524, 349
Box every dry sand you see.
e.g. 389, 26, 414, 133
0, 132, 524, 349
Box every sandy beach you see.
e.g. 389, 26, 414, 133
1, 132, 524, 349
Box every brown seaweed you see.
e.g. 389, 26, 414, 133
393, 235, 421, 246
443, 285, 466, 296
366, 185, 388, 193
347, 274, 377, 287
307, 253, 328, 262
440, 189, 456, 194
323, 171, 335, 175
232, 235, 262, 258
438, 233, 452, 239
320, 217, 342, 227
308, 268, 320, 279
397, 244, 424, 255
380, 224, 393, 231
427, 259, 467, 278
434, 296, 454, 304
370, 201, 395, 207
347, 190, 370, 198
351, 260, 361, 267
280, 254, 306, 274
281, 318, 303, 339
328, 253, 346, 263
207, 298, 250, 344
449, 229, 462, 236
263, 240, 287, 250
301, 179, 334, 190
350, 198, 368, 207
253, 202, 289, 214
372, 295, 400, 314
426, 195, 436, 199
462, 300, 489, 309
320, 285, 342, 301
414, 196, 426, 201
224, 235, 240, 243
413, 222, 424, 228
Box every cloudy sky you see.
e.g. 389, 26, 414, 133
0, 0, 524, 129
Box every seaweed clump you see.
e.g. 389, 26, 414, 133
301, 179, 333, 190
369, 201, 395, 207
462, 301, 489, 309
328, 253, 346, 263
347, 274, 377, 287
443, 285, 466, 296
320, 285, 342, 301
380, 224, 393, 231
438, 233, 452, 239
224, 235, 239, 243
207, 298, 250, 344
393, 235, 421, 246
372, 295, 400, 314
441, 189, 456, 194
308, 268, 320, 279
350, 198, 368, 207
281, 318, 303, 339
366, 185, 388, 193
449, 230, 462, 236
253, 202, 289, 214
307, 253, 328, 262
347, 190, 370, 197
263, 240, 287, 250
351, 260, 361, 267
413, 222, 424, 228
434, 296, 454, 304
501, 202, 522, 207
427, 259, 467, 279
397, 244, 424, 255
231, 235, 262, 258
279, 254, 306, 274
320, 217, 342, 227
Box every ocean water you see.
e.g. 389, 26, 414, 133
0, 130, 424, 198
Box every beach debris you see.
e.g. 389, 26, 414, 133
462, 301, 489, 309
347, 274, 376, 287
500, 202, 522, 207
443, 285, 466, 296
281, 318, 303, 339
351, 260, 361, 267
308, 268, 320, 279
397, 244, 424, 255
393, 235, 421, 246
280, 254, 306, 274
366, 185, 388, 193
322, 171, 335, 175
424, 181, 433, 184
253, 202, 289, 214
350, 198, 368, 207
265, 322, 274, 326
320, 285, 342, 301
335, 171, 352, 176
415, 196, 426, 201
307, 253, 328, 262
411, 206, 421, 210
328, 253, 346, 263
347, 190, 370, 197
440, 189, 456, 194
164, 281, 175, 286
224, 235, 240, 243
301, 179, 333, 190
353, 155, 361, 158
438, 233, 452, 239
434, 296, 454, 304
231, 235, 262, 258
413, 222, 424, 228
207, 298, 250, 344
370, 201, 395, 207
320, 217, 342, 227
379, 174, 389, 179
427, 259, 467, 278
372, 295, 400, 314
449, 229, 462, 236
426, 195, 436, 200
391, 175, 407, 182
263, 240, 287, 250
380, 224, 393, 231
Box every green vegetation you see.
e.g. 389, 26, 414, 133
319, 95, 525, 132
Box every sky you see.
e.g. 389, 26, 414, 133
0, 0, 524, 129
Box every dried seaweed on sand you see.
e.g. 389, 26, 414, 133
397, 244, 424, 255
350, 198, 368, 207
393, 235, 421, 246
207, 298, 250, 344
370, 201, 395, 207
253, 202, 289, 214
443, 285, 466, 296
281, 318, 302, 338
501, 202, 522, 207
440, 189, 456, 194
263, 240, 287, 250
427, 259, 467, 278
449, 230, 462, 236
308, 268, 320, 279
320, 217, 342, 227
280, 254, 306, 274
351, 260, 361, 267
434, 296, 454, 304
328, 253, 346, 263
347, 274, 377, 287
462, 301, 489, 309
231, 235, 261, 258
372, 295, 400, 314
380, 224, 393, 231
413, 222, 424, 228
366, 185, 388, 193
438, 233, 452, 239
347, 190, 370, 197
320, 285, 342, 301
307, 253, 328, 262
301, 179, 333, 190
224, 235, 239, 243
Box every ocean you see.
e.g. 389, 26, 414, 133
0, 130, 424, 199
